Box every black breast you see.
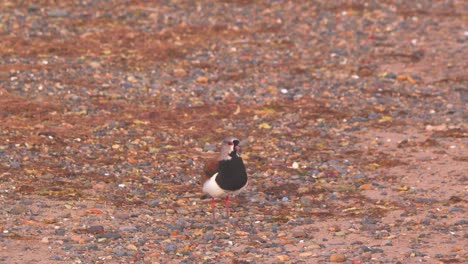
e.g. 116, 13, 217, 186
216, 157, 248, 191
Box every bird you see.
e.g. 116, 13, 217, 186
202, 136, 248, 222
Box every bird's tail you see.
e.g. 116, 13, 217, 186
200, 194, 210, 199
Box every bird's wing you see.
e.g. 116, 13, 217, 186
203, 158, 219, 182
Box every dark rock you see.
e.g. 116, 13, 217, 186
358, 246, 384, 254
448, 207, 464, 213
95, 232, 122, 239
385, 72, 397, 79
164, 243, 177, 252
203, 232, 215, 241
87, 226, 105, 234
54, 229, 66, 236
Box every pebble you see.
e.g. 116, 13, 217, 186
54, 228, 66, 236
164, 243, 177, 252
114, 212, 130, 220
204, 144, 217, 152
95, 232, 122, 239
330, 253, 346, 262
173, 68, 187, 78
448, 207, 464, 213
174, 219, 187, 229
87, 226, 105, 234
9, 205, 28, 215
114, 250, 127, 256
352, 173, 368, 180
454, 220, 468, 225
196, 76, 209, 83
118, 226, 138, 232
147, 199, 161, 207
357, 246, 384, 254
299, 196, 313, 207
47, 9, 69, 17
203, 232, 215, 241
126, 244, 138, 251
384, 72, 397, 79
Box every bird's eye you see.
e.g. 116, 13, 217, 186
227, 141, 233, 145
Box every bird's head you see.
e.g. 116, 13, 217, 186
219, 136, 241, 160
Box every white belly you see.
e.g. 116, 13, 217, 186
203, 173, 228, 197
202, 173, 247, 198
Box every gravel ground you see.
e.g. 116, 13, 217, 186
0, 1, 466, 263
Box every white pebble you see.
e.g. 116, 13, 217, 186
292, 162, 299, 169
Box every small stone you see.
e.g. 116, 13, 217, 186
114, 251, 127, 256
291, 162, 299, 169
352, 173, 368, 180
358, 246, 384, 254
164, 243, 177, 252
235, 230, 249, 236
96, 232, 121, 239
448, 207, 464, 213
385, 72, 397, 79
300, 196, 313, 207
292, 229, 306, 238
9, 205, 28, 215
54, 228, 66, 236
47, 9, 69, 17
334, 231, 346, 237
330, 253, 346, 262
41, 237, 50, 244
174, 219, 187, 229
147, 199, 160, 207
173, 68, 187, 78
114, 212, 130, 220
203, 232, 215, 241
89, 61, 101, 68
299, 252, 314, 258
359, 183, 373, 190
126, 244, 138, 251
276, 254, 290, 261
454, 220, 468, 225
27, 5, 40, 12
87, 226, 105, 234
204, 144, 217, 152
196, 76, 208, 83
118, 226, 138, 232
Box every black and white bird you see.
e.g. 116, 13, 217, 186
202, 136, 248, 222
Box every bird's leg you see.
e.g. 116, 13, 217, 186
225, 196, 230, 219
211, 197, 215, 223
